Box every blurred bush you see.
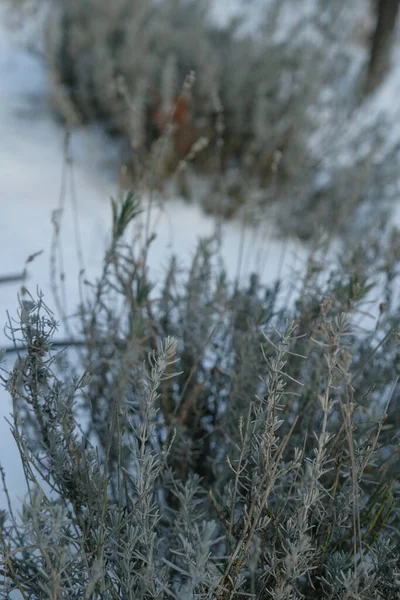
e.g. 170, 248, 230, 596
3, 0, 400, 235
39, 0, 400, 232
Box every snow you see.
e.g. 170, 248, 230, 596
0, 5, 306, 510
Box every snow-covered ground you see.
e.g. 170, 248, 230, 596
0, 5, 306, 509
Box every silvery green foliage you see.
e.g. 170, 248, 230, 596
1, 203, 400, 598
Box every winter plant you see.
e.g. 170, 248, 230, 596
1, 193, 400, 598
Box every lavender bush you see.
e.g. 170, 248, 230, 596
1, 194, 400, 598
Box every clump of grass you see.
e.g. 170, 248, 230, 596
1, 194, 400, 598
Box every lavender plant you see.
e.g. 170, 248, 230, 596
1, 194, 400, 598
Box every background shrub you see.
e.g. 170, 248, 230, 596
38, 0, 400, 236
